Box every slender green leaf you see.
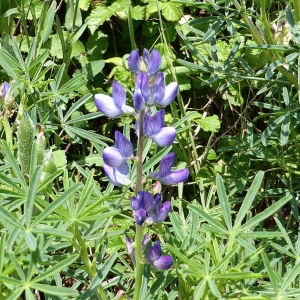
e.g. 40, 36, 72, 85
216, 175, 232, 230
261, 251, 279, 293
26, 166, 42, 228
2, 140, 27, 190
25, 230, 37, 251
63, 94, 93, 122
234, 171, 264, 228
280, 114, 290, 145
240, 194, 292, 231
31, 283, 78, 296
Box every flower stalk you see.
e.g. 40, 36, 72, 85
94, 48, 188, 298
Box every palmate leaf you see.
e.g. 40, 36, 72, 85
31, 255, 79, 284
65, 125, 111, 146
31, 183, 81, 227
187, 205, 229, 235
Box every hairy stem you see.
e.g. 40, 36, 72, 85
133, 107, 146, 300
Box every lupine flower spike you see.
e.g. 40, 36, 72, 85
94, 48, 189, 299
150, 152, 189, 185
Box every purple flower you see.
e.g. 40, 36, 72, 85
144, 110, 176, 147
125, 234, 135, 263
94, 81, 134, 117
150, 152, 189, 185
103, 131, 133, 167
146, 194, 171, 224
131, 191, 171, 225
128, 49, 161, 76
125, 234, 149, 265
133, 73, 149, 112
131, 191, 153, 225
147, 241, 173, 270
103, 162, 131, 186
149, 73, 178, 107
0, 82, 10, 100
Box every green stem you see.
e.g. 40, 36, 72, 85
135, 108, 146, 194
294, 0, 300, 22
133, 224, 144, 300
132, 108, 146, 300
260, 0, 280, 59
74, 226, 107, 300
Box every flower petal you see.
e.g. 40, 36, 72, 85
115, 131, 133, 158
153, 255, 173, 270
155, 201, 171, 223
142, 234, 149, 251
134, 89, 145, 112
128, 50, 140, 73
112, 81, 126, 109
136, 73, 149, 103
103, 147, 125, 167
131, 196, 140, 211
125, 234, 135, 263
103, 162, 131, 186
149, 72, 165, 105
148, 49, 161, 76
159, 153, 175, 176
142, 48, 150, 66
145, 110, 164, 136
139, 191, 153, 211
0, 82, 10, 99
135, 208, 147, 225
160, 169, 189, 185
94, 94, 123, 117
122, 104, 135, 115
151, 127, 176, 147
147, 241, 162, 264
160, 82, 178, 107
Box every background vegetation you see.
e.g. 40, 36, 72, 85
0, 0, 300, 299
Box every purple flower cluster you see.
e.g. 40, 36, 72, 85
131, 191, 170, 225
94, 49, 188, 187
125, 235, 173, 271
94, 48, 189, 272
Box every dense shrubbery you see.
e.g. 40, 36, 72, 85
0, 0, 300, 299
